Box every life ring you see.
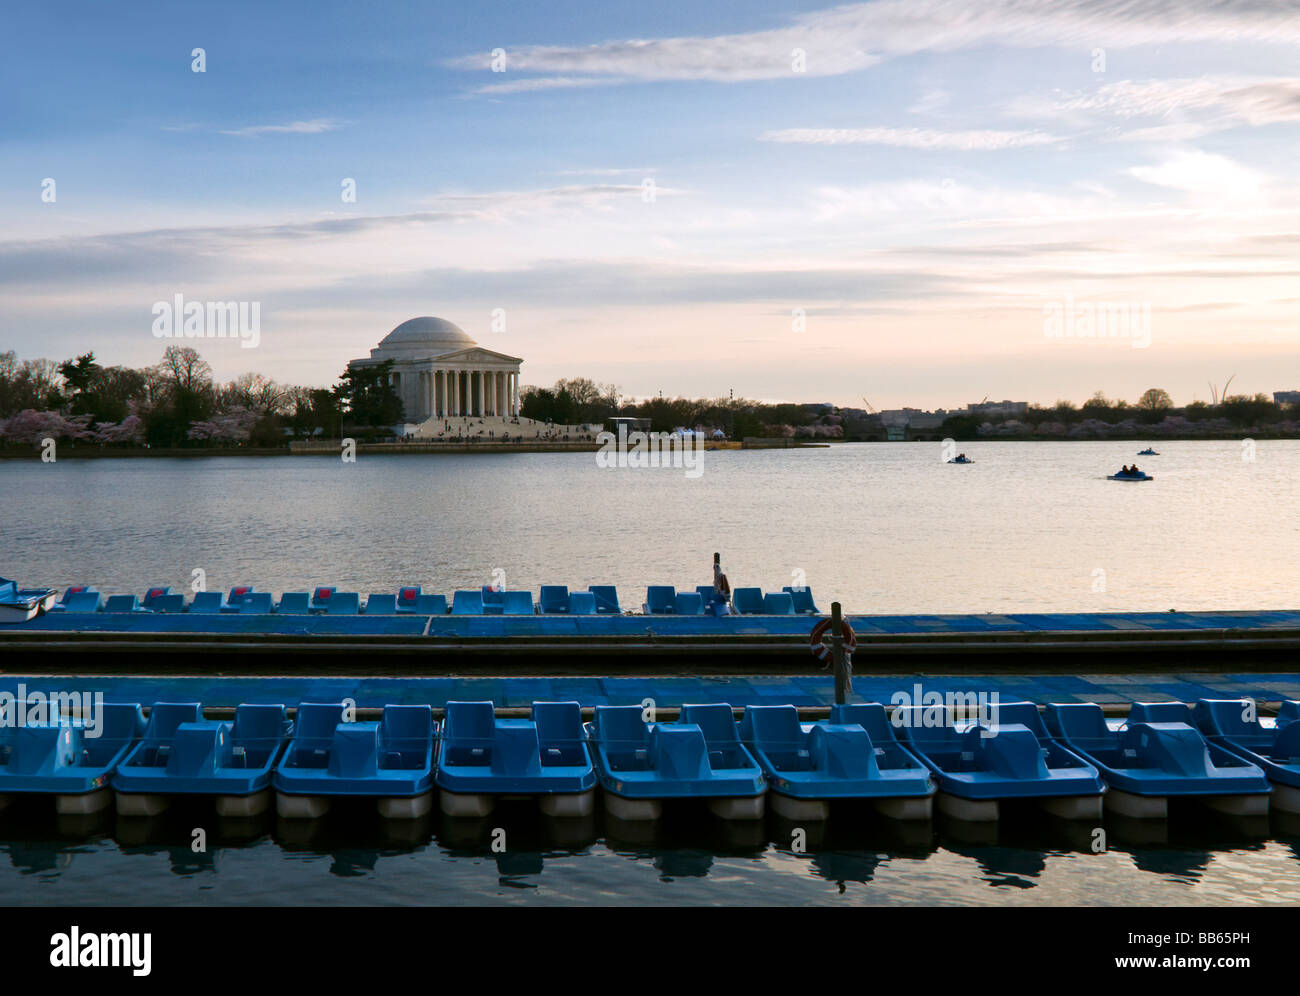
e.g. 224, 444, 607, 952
810, 617, 857, 661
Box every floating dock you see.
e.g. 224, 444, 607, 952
4, 609, 1300, 673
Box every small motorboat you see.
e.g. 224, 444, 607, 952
1108, 469, 1153, 481
1193, 699, 1300, 814
1137, 448, 1159, 456
1045, 701, 1270, 818
0, 578, 58, 623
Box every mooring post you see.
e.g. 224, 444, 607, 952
830, 600, 851, 704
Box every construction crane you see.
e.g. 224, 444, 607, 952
860, 397, 878, 415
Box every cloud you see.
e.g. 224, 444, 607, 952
450, 0, 1300, 92
761, 126, 1060, 149
1128, 150, 1265, 199
218, 118, 343, 137
1009, 77, 1300, 141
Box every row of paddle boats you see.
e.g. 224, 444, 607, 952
0, 581, 822, 622
0, 698, 1294, 823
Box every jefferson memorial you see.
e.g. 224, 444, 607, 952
349, 316, 523, 422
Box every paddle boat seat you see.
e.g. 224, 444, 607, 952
732, 587, 764, 614
104, 594, 141, 613
501, 590, 535, 615
762, 592, 796, 615
151, 594, 186, 612
222, 585, 256, 612
51, 586, 97, 611
452, 590, 484, 615
324, 592, 360, 614
645, 586, 676, 614
539, 585, 570, 614
568, 591, 597, 615
783, 586, 821, 614
481, 586, 504, 615
189, 591, 224, 614
309, 587, 338, 612
365, 593, 398, 614
142, 587, 171, 609
239, 592, 274, 613
589, 585, 621, 614
673, 591, 704, 615
276, 592, 311, 614
60, 590, 104, 613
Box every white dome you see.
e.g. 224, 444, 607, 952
377, 316, 475, 355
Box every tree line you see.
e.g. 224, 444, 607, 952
520, 377, 840, 438
0, 347, 403, 448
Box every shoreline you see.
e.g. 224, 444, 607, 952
0, 434, 1295, 460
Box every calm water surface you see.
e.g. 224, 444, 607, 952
3, 800, 1299, 906
1, 440, 1297, 612
2, 441, 1298, 905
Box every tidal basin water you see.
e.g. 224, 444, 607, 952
1, 440, 1298, 612
2, 798, 1299, 906
2, 440, 1299, 905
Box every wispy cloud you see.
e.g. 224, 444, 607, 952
218, 118, 344, 137
451, 0, 1300, 92
1009, 77, 1300, 141
761, 127, 1060, 150
1128, 150, 1266, 201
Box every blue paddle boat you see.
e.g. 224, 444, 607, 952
1138, 447, 1159, 456
585, 703, 766, 821
1108, 468, 1153, 481
113, 703, 291, 817
1045, 701, 1271, 818
0, 577, 58, 623
274, 703, 436, 819
0, 701, 144, 813
1193, 699, 1300, 814
437, 701, 595, 818
893, 701, 1105, 821
740, 703, 934, 820
948, 454, 974, 464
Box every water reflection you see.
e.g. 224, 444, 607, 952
0, 791, 1296, 903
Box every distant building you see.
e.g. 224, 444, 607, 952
879, 407, 951, 430
967, 400, 1028, 417
349, 316, 522, 422
1274, 391, 1300, 405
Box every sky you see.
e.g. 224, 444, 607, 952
2, 0, 1298, 409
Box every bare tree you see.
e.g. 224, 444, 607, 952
159, 345, 212, 395
221, 371, 288, 414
